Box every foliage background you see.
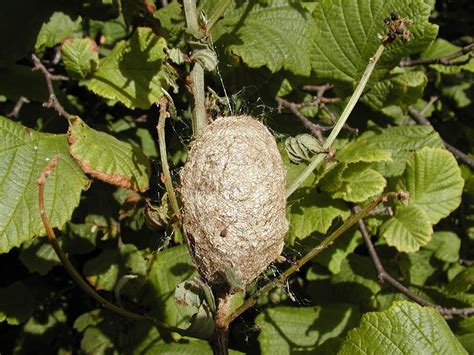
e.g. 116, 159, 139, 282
0, 0, 473, 353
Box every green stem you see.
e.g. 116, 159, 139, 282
157, 98, 181, 219
226, 191, 404, 323
37, 157, 186, 335
286, 44, 386, 198
183, 0, 208, 136
206, 0, 232, 33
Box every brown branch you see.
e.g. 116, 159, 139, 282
353, 206, 474, 318
275, 96, 329, 144
320, 103, 359, 135
408, 106, 474, 168
400, 43, 474, 67
7, 96, 30, 118
302, 83, 333, 98
37, 157, 188, 335
31, 53, 71, 119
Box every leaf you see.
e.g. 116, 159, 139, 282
287, 190, 350, 244
147, 245, 196, 328
285, 134, 322, 163
153, 1, 185, 44
398, 250, 441, 286
256, 304, 359, 354
61, 37, 99, 79
380, 205, 433, 252
420, 38, 474, 74
35, 12, 82, 50
0, 116, 89, 253
361, 70, 428, 110
67, 116, 150, 192
0, 282, 35, 325
331, 254, 381, 305
19, 238, 60, 275
446, 266, 474, 294
84, 244, 147, 292
212, 0, 315, 76
424, 231, 461, 263
337, 125, 443, 177
140, 340, 213, 354
339, 301, 467, 354
317, 228, 363, 274
322, 163, 387, 203
80, 326, 114, 354
396, 147, 465, 224
311, 0, 438, 85
86, 27, 169, 109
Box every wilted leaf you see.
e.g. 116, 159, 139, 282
285, 134, 322, 164
0, 116, 89, 253
67, 116, 150, 192
339, 301, 467, 354
396, 147, 464, 224
380, 205, 433, 252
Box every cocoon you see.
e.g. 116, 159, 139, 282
180, 116, 288, 290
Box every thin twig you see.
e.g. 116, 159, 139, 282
7, 96, 30, 118
226, 191, 407, 324
31, 54, 71, 119
286, 44, 386, 198
354, 206, 474, 318
420, 96, 438, 116
400, 43, 474, 67
37, 157, 187, 335
157, 97, 181, 220
408, 106, 474, 168
302, 84, 333, 98
275, 96, 328, 144
320, 103, 359, 135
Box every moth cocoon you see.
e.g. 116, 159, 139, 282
180, 116, 288, 289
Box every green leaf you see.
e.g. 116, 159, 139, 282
0, 282, 35, 325
35, 12, 82, 50
256, 304, 359, 354
398, 250, 441, 286
380, 205, 433, 252
19, 238, 60, 275
311, 0, 438, 85
0, 116, 89, 253
424, 231, 461, 263
396, 147, 465, 224
61, 37, 99, 79
67, 116, 150, 192
361, 70, 428, 110
153, 1, 185, 44
80, 326, 114, 354
337, 125, 443, 177
317, 228, 363, 274
139, 340, 213, 354
331, 254, 381, 305
323, 163, 387, 203
447, 266, 474, 294
420, 38, 474, 74
285, 134, 322, 164
287, 190, 350, 243
84, 244, 146, 292
212, 0, 315, 76
147, 245, 196, 328
339, 301, 467, 354
86, 27, 169, 109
